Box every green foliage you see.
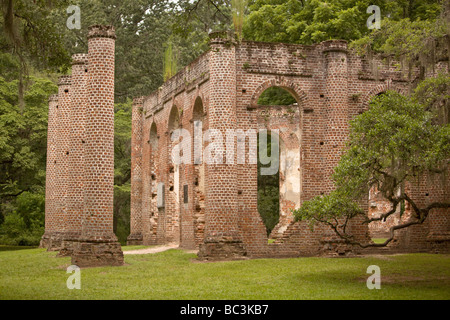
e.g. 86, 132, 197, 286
0, 51, 57, 245
337, 91, 448, 193
350, 16, 447, 81
114, 100, 132, 245
174, 0, 232, 37
413, 73, 450, 123
164, 41, 178, 81
232, 0, 247, 40
114, 184, 131, 245
257, 86, 297, 105
243, 0, 444, 45
294, 90, 449, 243
0, 191, 45, 245
257, 131, 279, 235
294, 190, 364, 231
0, 0, 71, 72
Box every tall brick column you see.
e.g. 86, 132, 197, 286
323, 40, 349, 191
71, 25, 123, 267
323, 40, 368, 244
59, 54, 88, 256
48, 76, 72, 251
198, 32, 246, 259
40, 94, 59, 248
127, 97, 144, 245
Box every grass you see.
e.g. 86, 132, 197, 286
0, 245, 37, 252
372, 238, 388, 244
121, 245, 155, 252
0, 246, 449, 300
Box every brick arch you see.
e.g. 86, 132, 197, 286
191, 95, 205, 120
250, 79, 308, 108
360, 80, 405, 111
168, 104, 181, 132
149, 121, 158, 150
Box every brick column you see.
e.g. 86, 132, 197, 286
71, 25, 123, 267
198, 32, 246, 260
323, 40, 349, 191
48, 76, 71, 251
127, 97, 144, 245
323, 40, 368, 245
59, 54, 88, 256
40, 94, 59, 248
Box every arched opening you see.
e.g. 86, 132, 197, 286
256, 86, 301, 240
167, 106, 181, 243
192, 97, 205, 247
257, 131, 280, 236
149, 122, 158, 240
257, 86, 297, 106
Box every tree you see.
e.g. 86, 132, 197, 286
257, 131, 280, 235
0, 0, 70, 108
350, 9, 448, 84
257, 86, 297, 106
0, 60, 57, 245
113, 99, 132, 244
243, 0, 444, 44
293, 89, 450, 247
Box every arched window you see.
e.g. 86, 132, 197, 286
257, 86, 297, 106
192, 97, 206, 247
256, 86, 301, 239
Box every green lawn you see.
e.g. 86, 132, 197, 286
0, 246, 449, 300
121, 245, 155, 251
372, 238, 388, 244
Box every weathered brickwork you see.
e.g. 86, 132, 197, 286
40, 94, 59, 249
129, 33, 449, 259
71, 25, 123, 267
43, 29, 448, 263
41, 25, 123, 267
59, 54, 88, 257
256, 104, 301, 240
47, 75, 71, 251
127, 97, 144, 245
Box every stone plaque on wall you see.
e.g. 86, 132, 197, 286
183, 185, 188, 204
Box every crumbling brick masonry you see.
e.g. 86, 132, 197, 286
41, 29, 449, 265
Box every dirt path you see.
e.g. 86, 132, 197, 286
123, 244, 197, 255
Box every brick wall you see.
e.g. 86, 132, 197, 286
131, 35, 449, 259
42, 28, 448, 263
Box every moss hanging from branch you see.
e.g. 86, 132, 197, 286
232, 0, 246, 41
163, 41, 178, 82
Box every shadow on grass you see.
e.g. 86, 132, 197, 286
0, 245, 38, 252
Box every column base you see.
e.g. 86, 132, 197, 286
39, 232, 52, 249
71, 236, 124, 268
57, 232, 81, 257
46, 232, 64, 251
126, 233, 143, 246
198, 232, 247, 261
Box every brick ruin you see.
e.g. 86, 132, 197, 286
40, 25, 123, 267
41, 26, 449, 266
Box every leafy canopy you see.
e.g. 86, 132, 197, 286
243, 0, 443, 45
